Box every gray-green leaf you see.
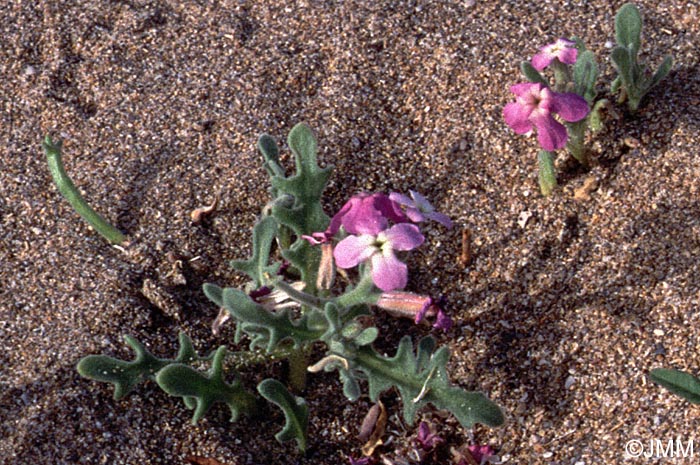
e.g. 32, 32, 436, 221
258, 379, 309, 452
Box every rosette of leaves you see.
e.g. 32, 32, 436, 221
79, 124, 503, 453
610, 3, 673, 113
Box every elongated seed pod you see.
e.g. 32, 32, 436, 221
43, 135, 127, 245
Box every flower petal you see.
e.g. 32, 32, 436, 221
551, 92, 590, 122
388, 192, 414, 207
530, 113, 568, 151
333, 235, 377, 269
343, 196, 388, 235
558, 46, 578, 65
382, 223, 424, 251
531, 52, 552, 71
509, 82, 540, 97
503, 102, 533, 135
371, 251, 408, 291
425, 211, 453, 228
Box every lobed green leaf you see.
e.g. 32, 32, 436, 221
258, 379, 309, 452
229, 215, 281, 288
220, 287, 327, 353
157, 346, 257, 423
351, 336, 504, 428
77, 333, 208, 400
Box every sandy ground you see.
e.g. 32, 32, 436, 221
1, 1, 699, 464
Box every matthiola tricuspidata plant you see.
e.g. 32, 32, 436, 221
504, 2, 672, 196
77, 123, 504, 452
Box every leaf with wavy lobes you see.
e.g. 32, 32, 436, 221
229, 215, 281, 288
220, 287, 327, 353
258, 379, 309, 452
156, 346, 257, 423
270, 124, 331, 235
354, 336, 504, 429
77, 332, 209, 400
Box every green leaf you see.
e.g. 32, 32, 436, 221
648, 55, 673, 90
615, 3, 642, 56
264, 124, 333, 291
519, 61, 548, 86
650, 368, 700, 404
280, 238, 322, 290
270, 123, 332, 236
353, 336, 504, 428
77, 332, 209, 400
220, 287, 327, 352
157, 346, 257, 423
203, 283, 224, 307
537, 150, 556, 197
258, 379, 309, 452
258, 134, 284, 177
573, 50, 598, 104
611, 46, 635, 92
230, 215, 281, 287
588, 99, 609, 132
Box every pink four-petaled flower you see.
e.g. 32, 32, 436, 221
503, 82, 589, 151
333, 223, 424, 292
532, 38, 578, 71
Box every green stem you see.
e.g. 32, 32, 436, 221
43, 136, 127, 245
537, 150, 557, 196
565, 121, 589, 167
287, 346, 309, 393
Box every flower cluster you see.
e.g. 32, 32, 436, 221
305, 190, 453, 331
503, 38, 589, 152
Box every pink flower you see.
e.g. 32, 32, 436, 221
503, 82, 589, 151
375, 291, 453, 332
333, 223, 424, 292
304, 193, 406, 244
532, 38, 578, 71
389, 190, 453, 229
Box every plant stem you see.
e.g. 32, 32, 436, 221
537, 150, 557, 196
565, 121, 589, 167
43, 136, 127, 245
287, 346, 309, 393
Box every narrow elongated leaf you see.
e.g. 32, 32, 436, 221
537, 150, 556, 196
258, 379, 309, 452
520, 61, 548, 86
650, 368, 700, 404
573, 50, 598, 104
615, 3, 642, 55
649, 55, 673, 89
